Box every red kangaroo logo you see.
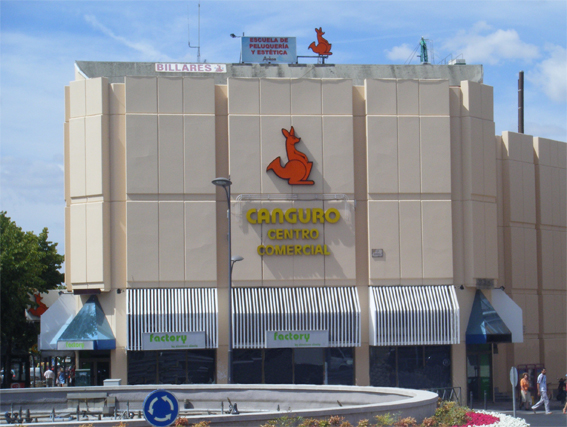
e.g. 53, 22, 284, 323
308, 27, 332, 56
267, 127, 314, 185
28, 294, 48, 317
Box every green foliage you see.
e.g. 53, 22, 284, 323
0, 212, 64, 355
374, 413, 397, 427
261, 415, 304, 427
393, 417, 417, 427
431, 401, 469, 427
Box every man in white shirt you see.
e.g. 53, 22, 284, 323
43, 366, 55, 387
532, 368, 552, 414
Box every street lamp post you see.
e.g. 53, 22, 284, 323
212, 177, 242, 384
230, 32, 245, 63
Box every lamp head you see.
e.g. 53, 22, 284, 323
231, 255, 244, 263
212, 177, 232, 187
230, 33, 237, 38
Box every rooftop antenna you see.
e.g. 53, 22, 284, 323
188, 3, 201, 63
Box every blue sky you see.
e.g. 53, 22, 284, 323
1, 0, 566, 264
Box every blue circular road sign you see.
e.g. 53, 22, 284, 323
143, 389, 179, 427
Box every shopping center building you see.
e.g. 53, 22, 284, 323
45, 60, 566, 398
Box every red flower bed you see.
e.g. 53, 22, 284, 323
453, 411, 500, 427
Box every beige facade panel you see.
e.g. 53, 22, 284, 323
322, 79, 353, 116
419, 80, 449, 116
368, 200, 400, 281
397, 117, 421, 194
420, 116, 451, 194
480, 84, 494, 121
69, 203, 87, 284
109, 114, 126, 202
109, 83, 125, 115
323, 200, 356, 283
522, 162, 536, 224
125, 76, 157, 114
158, 77, 183, 114
422, 200, 453, 281
228, 115, 261, 194
184, 115, 216, 194
158, 202, 185, 282
68, 117, 86, 198
85, 201, 110, 289
482, 120, 497, 198
502, 131, 533, 163
184, 77, 215, 114
184, 201, 217, 283
110, 201, 126, 289
125, 114, 158, 194
158, 115, 184, 194
523, 227, 538, 288
365, 79, 396, 116
69, 79, 86, 119
484, 202, 498, 278
396, 80, 419, 116
260, 78, 291, 115
228, 78, 259, 115
460, 80, 482, 118
126, 201, 159, 282
322, 116, 354, 194
367, 116, 398, 194
231, 201, 264, 283
86, 77, 109, 116
542, 293, 567, 334
399, 200, 423, 280
85, 115, 109, 197
291, 79, 322, 115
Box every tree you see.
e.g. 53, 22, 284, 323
0, 212, 64, 386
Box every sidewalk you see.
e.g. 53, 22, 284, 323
475, 400, 566, 427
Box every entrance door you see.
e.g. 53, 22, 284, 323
467, 344, 492, 401
79, 358, 110, 386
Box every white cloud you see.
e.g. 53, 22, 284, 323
442, 21, 540, 65
385, 43, 417, 62
528, 44, 567, 104
84, 14, 171, 61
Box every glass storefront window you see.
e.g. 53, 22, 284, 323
233, 347, 354, 385
128, 350, 215, 385
370, 345, 451, 389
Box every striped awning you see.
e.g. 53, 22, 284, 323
370, 285, 460, 346
232, 287, 360, 349
127, 288, 218, 350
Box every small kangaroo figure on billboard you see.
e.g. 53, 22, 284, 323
308, 27, 332, 56
267, 127, 314, 185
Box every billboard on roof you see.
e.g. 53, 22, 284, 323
242, 37, 297, 64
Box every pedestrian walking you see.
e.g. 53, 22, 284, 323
43, 366, 55, 387
532, 368, 552, 414
520, 372, 531, 410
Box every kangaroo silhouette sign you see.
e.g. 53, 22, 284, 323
308, 27, 332, 56
267, 127, 314, 185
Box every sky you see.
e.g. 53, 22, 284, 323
1, 0, 566, 267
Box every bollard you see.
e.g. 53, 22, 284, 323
221, 401, 224, 414
484, 390, 487, 410
51, 407, 55, 422
469, 391, 473, 409
26, 408, 31, 423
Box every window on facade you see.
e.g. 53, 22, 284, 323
370, 345, 451, 389
128, 350, 215, 385
233, 347, 354, 385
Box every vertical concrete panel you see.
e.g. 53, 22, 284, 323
367, 116, 398, 194
184, 77, 215, 114
538, 165, 553, 226
68, 118, 86, 198
483, 120, 497, 198
419, 80, 449, 116
422, 201, 453, 280
291, 79, 321, 115
398, 117, 421, 194
399, 201, 423, 280
229, 115, 261, 194
158, 202, 185, 282
70, 204, 87, 284
480, 84, 494, 121
261, 116, 293, 194
368, 201, 400, 281
184, 115, 216, 194
85, 115, 108, 197
126, 202, 159, 282
158, 115, 184, 194
471, 201, 486, 278
397, 80, 419, 115
552, 231, 564, 290
469, 117, 484, 197
86, 202, 104, 283
158, 77, 183, 114
86, 77, 109, 116
185, 202, 217, 282
126, 115, 158, 194
484, 203, 498, 278
421, 117, 451, 194
110, 201, 127, 289
509, 226, 525, 289
323, 116, 354, 194
508, 161, 524, 223
260, 79, 291, 115
322, 79, 353, 115
522, 163, 536, 224
109, 83, 125, 115
109, 114, 126, 202
452, 201, 465, 286
69, 80, 86, 119
324, 200, 356, 282
461, 80, 482, 118
365, 79, 396, 115
231, 201, 263, 283
228, 78, 259, 114
125, 77, 157, 113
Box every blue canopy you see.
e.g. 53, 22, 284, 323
58, 295, 116, 350
466, 290, 512, 344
